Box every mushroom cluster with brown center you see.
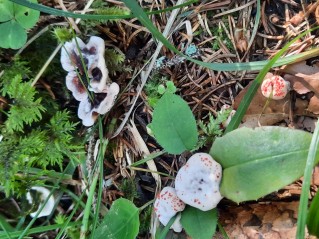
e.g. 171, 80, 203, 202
60, 36, 119, 126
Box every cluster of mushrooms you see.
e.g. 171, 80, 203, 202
154, 153, 223, 232
60, 36, 119, 126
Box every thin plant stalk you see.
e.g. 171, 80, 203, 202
55, 189, 87, 239
90, 117, 107, 238
10, 0, 198, 20
296, 117, 319, 238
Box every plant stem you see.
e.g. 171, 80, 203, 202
296, 117, 319, 238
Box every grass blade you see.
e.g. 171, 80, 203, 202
296, 117, 319, 238
0, 222, 81, 239
10, 0, 197, 21
122, 0, 319, 71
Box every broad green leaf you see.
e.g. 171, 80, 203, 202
210, 126, 319, 203
150, 93, 198, 154
181, 207, 217, 239
307, 191, 319, 237
0, 21, 26, 49
95, 198, 139, 239
15, 0, 39, 29
0, 0, 13, 22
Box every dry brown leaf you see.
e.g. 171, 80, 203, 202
308, 95, 319, 114
217, 202, 316, 239
282, 61, 319, 114
282, 61, 319, 95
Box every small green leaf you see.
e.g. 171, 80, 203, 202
307, 191, 319, 236
0, 21, 26, 49
95, 198, 139, 239
157, 84, 165, 95
14, 0, 39, 29
166, 81, 177, 93
181, 207, 217, 239
0, 0, 14, 22
151, 93, 198, 154
210, 126, 318, 203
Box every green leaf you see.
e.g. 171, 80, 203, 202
14, 0, 39, 29
181, 207, 217, 239
95, 198, 139, 239
5, 75, 45, 132
0, 21, 26, 49
0, 0, 14, 22
210, 126, 318, 203
307, 191, 319, 236
151, 93, 198, 154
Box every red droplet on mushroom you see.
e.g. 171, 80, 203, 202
154, 186, 185, 232
261, 75, 290, 100
175, 153, 223, 211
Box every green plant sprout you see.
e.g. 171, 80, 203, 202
0, 0, 40, 49
198, 110, 231, 147
157, 81, 177, 95
0, 59, 82, 196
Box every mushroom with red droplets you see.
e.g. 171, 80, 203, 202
261, 75, 290, 100
154, 186, 185, 232
175, 153, 223, 211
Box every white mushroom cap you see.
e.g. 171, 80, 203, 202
26, 186, 55, 218
77, 83, 120, 126
261, 75, 290, 100
65, 71, 88, 101
61, 36, 110, 93
175, 153, 223, 211
154, 186, 185, 232
85, 36, 110, 93
60, 37, 86, 72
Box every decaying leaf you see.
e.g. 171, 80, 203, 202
282, 61, 319, 114
217, 202, 317, 239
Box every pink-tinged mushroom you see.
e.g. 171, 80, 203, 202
77, 83, 120, 126
60, 37, 86, 72
65, 71, 88, 101
261, 75, 290, 100
154, 186, 185, 232
175, 153, 223, 211
60, 36, 109, 93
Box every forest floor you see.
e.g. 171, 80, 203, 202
2, 0, 319, 238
